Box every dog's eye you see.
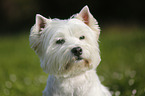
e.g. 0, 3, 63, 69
56, 39, 65, 44
79, 36, 85, 40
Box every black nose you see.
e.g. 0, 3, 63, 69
71, 47, 82, 56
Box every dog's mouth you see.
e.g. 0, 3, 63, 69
64, 57, 91, 70
75, 56, 83, 61
74, 56, 91, 66
76, 57, 91, 67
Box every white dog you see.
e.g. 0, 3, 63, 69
30, 5, 111, 96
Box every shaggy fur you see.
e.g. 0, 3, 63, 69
30, 5, 111, 96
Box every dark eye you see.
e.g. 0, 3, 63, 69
56, 39, 65, 44
79, 36, 85, 40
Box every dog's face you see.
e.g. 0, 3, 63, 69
30, 6, 101, 77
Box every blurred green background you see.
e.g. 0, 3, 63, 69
0, 0, 145, 96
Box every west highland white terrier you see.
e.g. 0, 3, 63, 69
30, 5, 111, 96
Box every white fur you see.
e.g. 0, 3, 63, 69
30, 5, 111, 96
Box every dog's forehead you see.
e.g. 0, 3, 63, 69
49, 19, 92, 35
51, 19, 88, 28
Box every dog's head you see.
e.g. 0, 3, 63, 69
30, 6, 101, 77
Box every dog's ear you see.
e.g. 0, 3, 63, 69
35, 14, 51, 32
30, 14, 51, 54
76, 5, 100, 38
76, 6, 98, 26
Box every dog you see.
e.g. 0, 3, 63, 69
30, 5, 111, 96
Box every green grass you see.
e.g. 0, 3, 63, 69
0, 28, 145, 96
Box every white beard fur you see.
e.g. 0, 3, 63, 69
43, 70, 111, 96
30, 5, 112, 96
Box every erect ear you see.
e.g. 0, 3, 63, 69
76, 5, 98, 27
35, 14, 51, 32
30, 14, 51, 54
75, 6, 100, 38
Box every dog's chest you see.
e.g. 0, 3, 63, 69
47, 74, 94, 96
60, 77, 90, 96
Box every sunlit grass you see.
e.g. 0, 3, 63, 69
98, 27, 145, 96
0, 34, 47, 96
0, 28, 145, 96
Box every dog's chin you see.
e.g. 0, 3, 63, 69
62, 57, 91, 77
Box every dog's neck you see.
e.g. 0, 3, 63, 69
53, 70, 98, 82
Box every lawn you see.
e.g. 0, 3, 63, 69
0, 27, 145, 96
